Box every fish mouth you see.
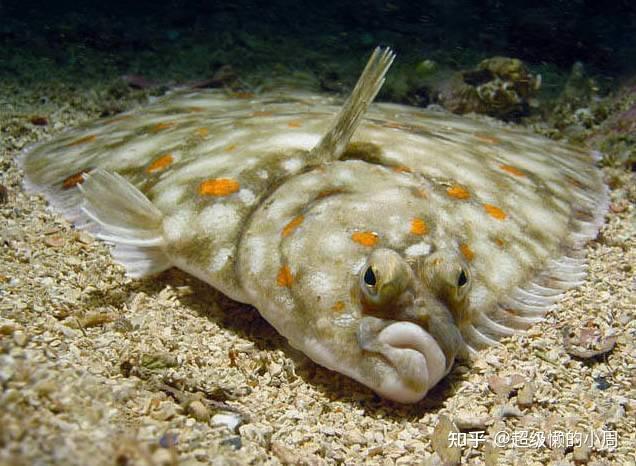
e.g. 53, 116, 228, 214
358, 317, 447, 403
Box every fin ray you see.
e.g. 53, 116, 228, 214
466, 170, 608, 349
310, 46, 395, 163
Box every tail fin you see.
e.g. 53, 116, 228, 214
79, 169, 171, 277
309, 46, 395, 163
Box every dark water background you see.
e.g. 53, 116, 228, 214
2, 0, 635, 82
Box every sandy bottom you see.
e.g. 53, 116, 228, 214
0, 80, 634, 466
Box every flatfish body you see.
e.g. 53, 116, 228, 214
21, 48, 607, 402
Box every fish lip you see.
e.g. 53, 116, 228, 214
378, 321, 447, 387
358, 318, 447, 403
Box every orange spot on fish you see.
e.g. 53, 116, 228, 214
195, 127, 209, 137
474, 133, 501, 144
287, 120, 303, 128
499, 164, 525, 177
67, 134, 96, 147
146, 154, 174, 173
282, 215, 304, 238
410, 218, 428, 235
460, 243, 475, 262
483, 203, 507, 220
62, 170, 89, 190
331, 301, 346, 312
151, 122, 176, 132
392, 165, 412, 173
351, 231, 379, 247
198, 178, 240, 196
224, 144, 237, 152
447, 185, 470, 200
251, 111, 273, 117
494, 238, 506, 248
277, 265, 293, 287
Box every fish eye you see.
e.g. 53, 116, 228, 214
457, 269, 468, 287
364, 266, 377, 287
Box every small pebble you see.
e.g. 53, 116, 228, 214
212, 412, 244, 433
158, 432, 178, 448
30, 115, 49, 126
593, 376, 610, 391
151, 448, 174, 466
44, 235, 65, 248
271, 440, 299, 464
494, 405, 523, 418
76, 231, 94, 244
453, 413, 491, 430
238, 423, 272, 447
13, 330, 28, 347
517, 382, 535, 408
0, 185, 8, 204
187, 400, 210, 423
220, 436, 242, 450
573, 444, 591, 463
431, 415, 461, 465
488, 375, 513, 397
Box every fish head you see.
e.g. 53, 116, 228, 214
241, 162, 469, 403
343, 247, 469, 403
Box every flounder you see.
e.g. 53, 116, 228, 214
20, 48, 608, 403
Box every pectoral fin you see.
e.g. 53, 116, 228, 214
79, 169, 171, 277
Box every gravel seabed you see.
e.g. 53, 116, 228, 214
0, 77, 634, 466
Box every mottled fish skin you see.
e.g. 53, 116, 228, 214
20, 48, 607, 403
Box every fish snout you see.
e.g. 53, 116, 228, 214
357, 316, 448, 403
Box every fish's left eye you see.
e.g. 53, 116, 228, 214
364, 266, 377, 287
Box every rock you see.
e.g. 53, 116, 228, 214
220, 436, 242, 450
488, 375, 513, 397
415, 60, 438, 78
211, 412, 244, 433
76, 231, 94, 244
517, 382, 535, 408
151, 448, 175, 466
13, 330, 27, 347
431, 415, 461, 465
140, 352, 178, 370
44, 235, 65, 248
564, 324, 618, 359
0, 184, 8, 205
30, 115, 49, 126
494, 405, 523, 419
187, 400, 210, 423
238, 423, 273, 447
453, 413, 492, 431
271, 440, 299, 464
435, 56, 540, 119
573, 444, 591, 463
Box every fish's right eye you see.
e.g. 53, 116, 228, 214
457, 269, 468, 287
364, 266, 377, 287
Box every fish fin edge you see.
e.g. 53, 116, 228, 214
466, 174, 609, 350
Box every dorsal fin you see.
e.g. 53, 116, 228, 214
309, 46, 395, 163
